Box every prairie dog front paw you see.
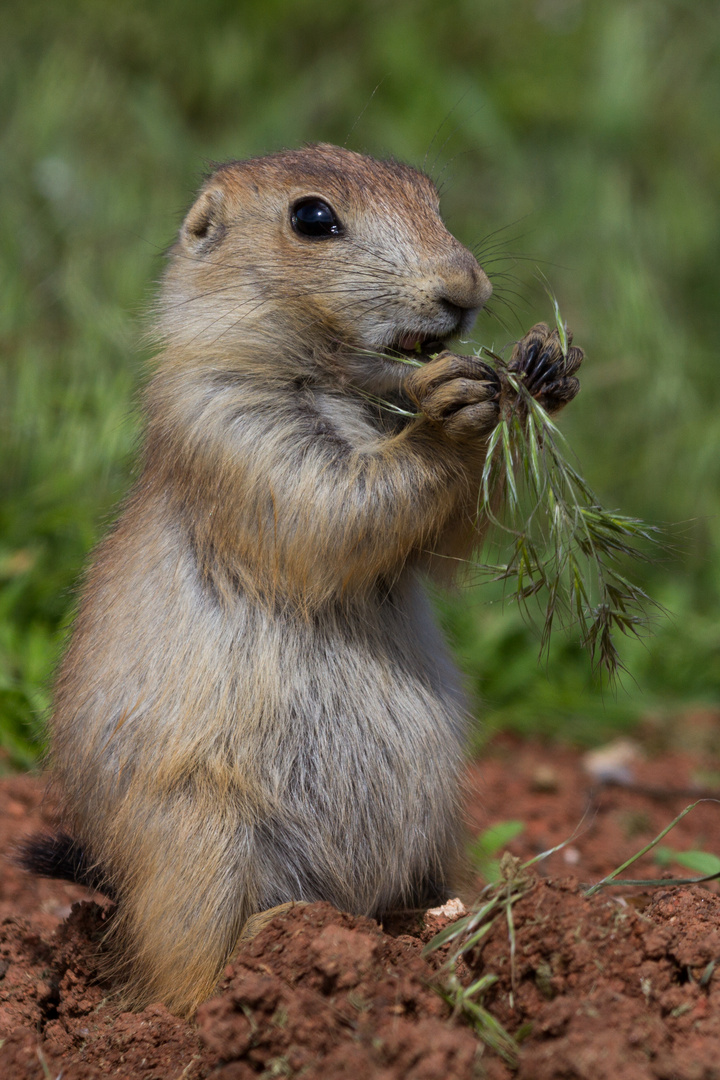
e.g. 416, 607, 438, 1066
508, 323, 583, 414
405, 351, 501, 439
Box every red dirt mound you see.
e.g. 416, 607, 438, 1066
474, 881, 720, 1080
1, 724, 720, 1079
198, 902, 480, 1079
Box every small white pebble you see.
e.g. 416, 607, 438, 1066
426, 897, 467, 919
583, 738, 642, 784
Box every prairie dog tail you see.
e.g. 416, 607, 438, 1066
16, 830, 116, 901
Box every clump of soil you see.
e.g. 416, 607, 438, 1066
2, 724, 720, 1079
472, 880, 720, 1080
198, 902, 481, 1080
0, 901, 200, 1080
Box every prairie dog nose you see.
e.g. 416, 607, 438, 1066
436, 250, 492, 314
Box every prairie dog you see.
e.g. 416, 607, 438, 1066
25, 144, 582, 1015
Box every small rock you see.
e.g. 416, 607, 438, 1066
583, 739, 642, 785
425, 897, 466, 920
530, 765, 560, 792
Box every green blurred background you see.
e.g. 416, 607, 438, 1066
2, 0, 719, 767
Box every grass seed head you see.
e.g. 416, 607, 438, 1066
475, 301, 662, 680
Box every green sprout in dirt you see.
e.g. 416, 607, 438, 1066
424, 803, 720, 1061
421, 832, 579, 1064
583, 797, 720, 896
654, 845, 720, 878
476, 300, 663, 679
424, 853, 532, 1067
467, 819, 524, 885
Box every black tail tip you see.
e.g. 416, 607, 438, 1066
16, 831, 115, 901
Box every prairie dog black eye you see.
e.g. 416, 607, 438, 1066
291, 198, 344, 238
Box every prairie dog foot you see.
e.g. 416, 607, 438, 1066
237, 901, 309, 945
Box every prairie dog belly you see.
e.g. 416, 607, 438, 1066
53, 516, 466, 916
247, 581, 467, 913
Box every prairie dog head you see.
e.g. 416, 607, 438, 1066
157, 143, 492, 390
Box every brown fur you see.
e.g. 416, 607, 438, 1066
42, 144, 577, 1016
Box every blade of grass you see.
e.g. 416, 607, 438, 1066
584, 799, 720, 896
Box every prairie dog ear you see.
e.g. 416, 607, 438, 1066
181, 186, 226, 252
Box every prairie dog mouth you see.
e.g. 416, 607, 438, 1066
384, 334, 446, 364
